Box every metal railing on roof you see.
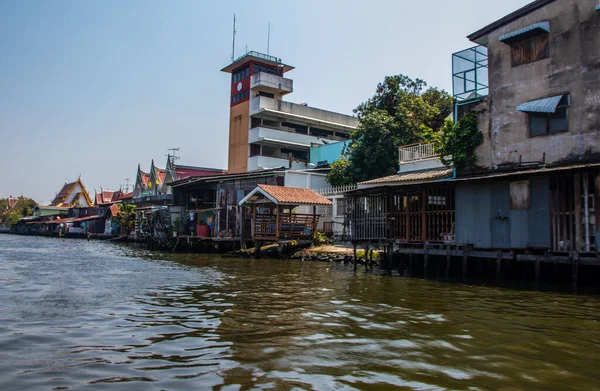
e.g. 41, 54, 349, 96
315, 184, 358, 196
399, 143, 438, 163
235, 51, 282, 64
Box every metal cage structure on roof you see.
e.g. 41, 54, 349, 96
452, 46, 489, 102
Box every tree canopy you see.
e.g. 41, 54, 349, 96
327, 75, 453, 186
0, 197, 38, 226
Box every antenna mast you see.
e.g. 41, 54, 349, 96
231, 14, 236, 62
267, 22, 271, 55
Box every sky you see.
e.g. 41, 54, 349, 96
0, 0, 532, 204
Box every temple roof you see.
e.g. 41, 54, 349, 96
51, 178, 93, 207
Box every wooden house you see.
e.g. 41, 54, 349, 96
239, 184, 332, 241
170, 168, 285, 240
161, 154, 226, 195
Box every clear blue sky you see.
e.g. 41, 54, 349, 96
0, 0, 531, 203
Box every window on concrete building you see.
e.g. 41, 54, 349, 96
251, 117, 262, 128
282, 122, 308, 134
510, 33, 549, 67
258, 91, 275, 99
250, 144, 261, 157
262, 118, 279, 128
529, 96, 569, 137
311, 127, 334, 138
232, 66, 250, 83
253, 64, 278, 76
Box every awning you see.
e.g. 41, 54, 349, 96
516, 95, 566, 113
499, 21, 550, 44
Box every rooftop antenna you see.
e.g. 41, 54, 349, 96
121, 178, 130, 193
267, 22, 271, 55
167, 147, 180, 161
231, 14, 236, 62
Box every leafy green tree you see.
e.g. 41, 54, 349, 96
431, 113, 483, 170
327, 75, 452, 185
112, 203, 137, 235
0, 197, 38, 226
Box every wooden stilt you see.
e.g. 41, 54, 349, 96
254, 241, 261, 259
445, 246, 451, 279
364, 245, 369, 272
496, 251, 502, 282
353, 243, 357, 272
534, 255, 541, 290
462, 251, 468, 282
572, 251, 579, 294
424, 244, 429, 278
409, 253, 414, 271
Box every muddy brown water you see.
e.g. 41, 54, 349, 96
0, 235, 599, 390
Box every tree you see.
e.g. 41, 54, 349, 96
0, 196, 38, 226
327, 75, 452, 185
432, 113, 483, 170
112, 203, 136, 235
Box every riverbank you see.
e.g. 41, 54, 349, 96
7, 231, 600, 294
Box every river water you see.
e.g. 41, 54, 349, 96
0, 235, 599, 390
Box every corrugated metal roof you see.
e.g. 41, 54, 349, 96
360, 168, 454, 185
516, 94, 564, 113
454, 162, 600, 182
499, 21, 550, 43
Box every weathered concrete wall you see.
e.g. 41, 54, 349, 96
455, 176, 551, 249
481, 0, 600, 167
228, 101, 250, 173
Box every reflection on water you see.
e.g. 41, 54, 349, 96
0, 235, 599, 390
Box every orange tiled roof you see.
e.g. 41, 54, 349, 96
109, 204, 120, 217
96, 191, 115, 205
257, 184, 333, 206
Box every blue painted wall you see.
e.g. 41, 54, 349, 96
310, 141, 347, 165
455, 176, 551, 249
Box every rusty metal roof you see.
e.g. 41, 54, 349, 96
454, 162, 600, 182
360, 168, 454, 186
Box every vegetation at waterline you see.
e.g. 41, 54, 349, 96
327, 74, 483, 186
112, 203, 136, 234
0, 197, 38, 226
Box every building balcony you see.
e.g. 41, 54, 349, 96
249, 126, 327, 150
248, 155, 307, 171
250, 72, 293, 94
398, 143, 450, 173
249, 96, 358, 130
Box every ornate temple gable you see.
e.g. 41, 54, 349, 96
133, 164, 150, 199
51, 178, 93, 207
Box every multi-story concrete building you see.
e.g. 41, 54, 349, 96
221, 51, 358, 173
456, 0, 600, 170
